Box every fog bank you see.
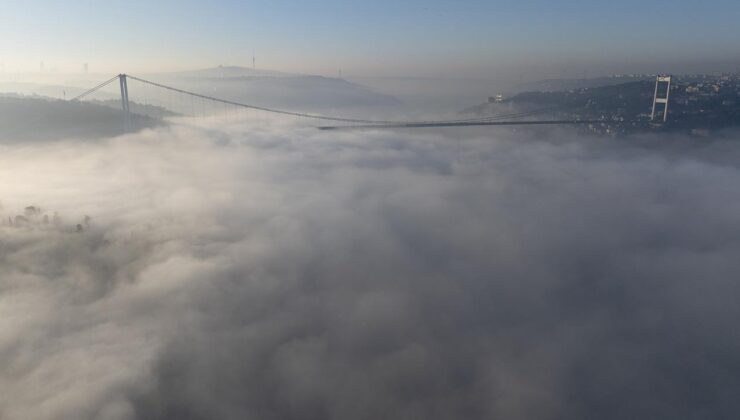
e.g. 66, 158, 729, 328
1, 121, 740, 419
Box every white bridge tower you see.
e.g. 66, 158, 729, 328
651, 75, 672, 122
119, 74, 131, 131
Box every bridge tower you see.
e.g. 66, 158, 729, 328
119, 74, 131, 131
651, 75, 672, 122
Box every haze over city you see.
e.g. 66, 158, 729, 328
2, 1, 740, 420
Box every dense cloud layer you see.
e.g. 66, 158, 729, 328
1, 120, 740, 420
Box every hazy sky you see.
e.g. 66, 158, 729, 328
2, 0, 740, 78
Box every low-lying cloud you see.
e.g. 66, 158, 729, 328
1, 120, 740, 420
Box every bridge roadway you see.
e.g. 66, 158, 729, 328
318, 120, 600, 130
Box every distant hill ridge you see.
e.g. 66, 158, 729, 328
158, 65, 289, 79
516, 75, 652, 93
145, 65, 401, 108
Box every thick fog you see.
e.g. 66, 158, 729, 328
2, 120, 740, 420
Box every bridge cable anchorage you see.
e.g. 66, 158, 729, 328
69, 75, 120, 102
125, 74, 559, 125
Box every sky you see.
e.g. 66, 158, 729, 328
2, 0, 740, 78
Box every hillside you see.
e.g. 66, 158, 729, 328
146, 66, 401, 109
463, 76, 740, 135
0, 96, 161, 142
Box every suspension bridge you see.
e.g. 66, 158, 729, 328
71, 74, 599, 130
